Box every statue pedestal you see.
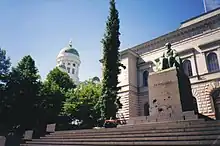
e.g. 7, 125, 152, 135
146, 67, 197, 122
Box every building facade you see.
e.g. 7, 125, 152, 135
56, 41, 81, 85
117, 8, 220, 120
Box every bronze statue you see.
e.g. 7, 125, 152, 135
154, 43, 197, 114
156, 43, 183, 71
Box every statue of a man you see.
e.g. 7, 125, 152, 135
161, 43, 175, 69
159, 43, 183, 70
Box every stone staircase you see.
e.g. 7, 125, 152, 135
21, 119, 220, 146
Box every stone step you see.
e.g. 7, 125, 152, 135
20, 140, 220, 146
119, 119, 213, 128
53, 119, 209, 134
121, 119, 208, 126
21, 145, 84, 146
21, 120, 220, 146
40, 130, 220, 139
52, 119, 206, 134
127, 115, 202, 125
49, 122, 220, 136
45, 127, 220, 138
22, 145, 78, 146
27, 135, 220, 142
119, 120, 220, 128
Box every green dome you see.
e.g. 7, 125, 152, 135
64, 48, 79, 57
61, 40, 79, 57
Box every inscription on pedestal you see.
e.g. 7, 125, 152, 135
148, 68, 183, 121
153, 80, 173, 86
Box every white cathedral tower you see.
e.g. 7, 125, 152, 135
56, 40, 80, 85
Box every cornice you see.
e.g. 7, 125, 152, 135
125, 13, 220, 56
120, 49, 139, 57
181, 7, 220, 25
190, 71, 220, 85
99, 48, 139, 63
198, 39, 220, 50
137, 61, 154, 67
128, 50, 139, 57
177, 48, 195, 56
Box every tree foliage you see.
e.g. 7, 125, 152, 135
39, 67, 75, 124
63, 80, 102, 128
0, 47, 10, 85
38, 81, 64, 124
0, 47, 11, 88
4, 55, 41, 130
0, 47, 11, 82
45, 67, 76, 92
0, 48, 11, 133
100, 0, 124, 119
0, 58, 77, 135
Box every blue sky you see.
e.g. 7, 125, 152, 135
0, 0, 206, 81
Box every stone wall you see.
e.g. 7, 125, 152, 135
191, 80, 220, 119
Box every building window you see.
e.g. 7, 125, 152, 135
67, 67, 70, 73
72, 68, 75, 74
144, 102, 149, 116
68, 63, 70, 65
73, 63, 76, 67
183, 60, 193, 77
207, 52, 219, 72
143, 70, 149, 87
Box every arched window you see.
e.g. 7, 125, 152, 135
143, 70, 149, 87
72, 68, 75, 74
183, 60, 193, 77
207, 52, 219, 72
67, 67, 70, 73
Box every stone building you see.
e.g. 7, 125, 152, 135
116, 8, 220, 120
56, 41, 81, 85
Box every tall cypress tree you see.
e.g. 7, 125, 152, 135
100, 0, 125, 120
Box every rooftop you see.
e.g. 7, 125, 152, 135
179, 7, 220, 28
120, 7, 220, 55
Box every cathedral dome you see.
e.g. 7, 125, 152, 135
63, 47, 79, 57
56, 40, 81, 85
57, 41, 80, 58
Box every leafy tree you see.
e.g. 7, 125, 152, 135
63, 80, 102, 128
4, 55, 41, 131
0, 47, 11, 86
0, 48, 11, 133
100, 0, 125, 120
37, 82, 64, 124
45, 67, 76, 92
37, 67, 75, 124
